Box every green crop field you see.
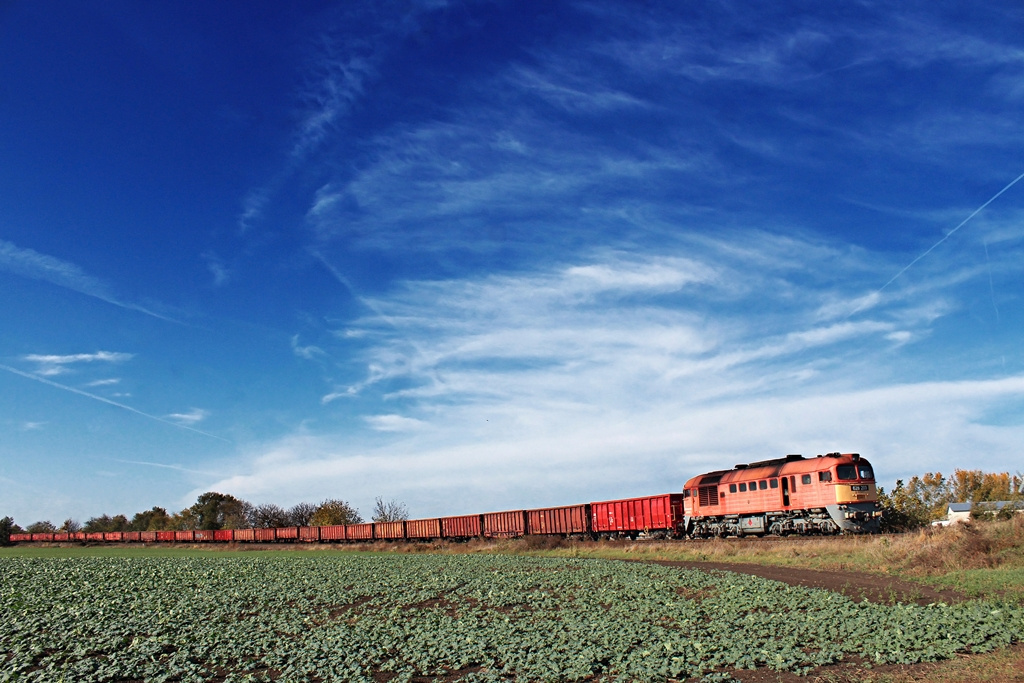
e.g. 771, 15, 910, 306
2, 553, 1022, 682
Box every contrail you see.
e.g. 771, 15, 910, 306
0, 363, 232, 443
849, 170, 1024, 318
113, 458, 218, 476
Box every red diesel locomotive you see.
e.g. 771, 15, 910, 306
684, 452, 881, 536
8, 452, 881, 544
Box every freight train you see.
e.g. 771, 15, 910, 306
9, 452, 882, 544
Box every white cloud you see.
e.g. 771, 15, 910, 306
198, 234, 1024, 513
201, 251, 230, 287
291, 335, 326, 361
85, 378, 121, 387
364, 414, 427, 432
23, 351, 134, 377
165, 408, 210, 426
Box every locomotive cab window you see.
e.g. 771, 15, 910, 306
802, 474, 812, 485
819, 471, 832, 482
758, 480, 768, 490
858, 463, 874, 480
836, 465, 857, 481
729, 484, 737, 493
769, 479, 778, 489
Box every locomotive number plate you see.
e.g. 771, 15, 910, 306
850, 485, 869, 491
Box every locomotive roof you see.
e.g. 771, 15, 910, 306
683, 453, 864, 487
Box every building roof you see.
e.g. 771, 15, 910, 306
948, 500, 1023, 513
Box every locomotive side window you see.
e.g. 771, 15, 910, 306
858, 463, 874, 480
836, 465, 857, 480
802, 474, 811, 485
739, 483, 747, 492
791, 476, 797, 489
758, 480, 768, 490
819, 471, 832, 482
729, 484, 737, 493
769, 479, 778, 489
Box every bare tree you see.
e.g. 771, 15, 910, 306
372, 497, 409, 523
251, 503, 290, 528
309, 499, 362, 526
60, 518, 82, 533
288, 502, 317, 526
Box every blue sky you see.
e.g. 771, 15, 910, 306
3, 1, 1024, 526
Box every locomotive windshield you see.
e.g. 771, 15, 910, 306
837, 463, 874, 481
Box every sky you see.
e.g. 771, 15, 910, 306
2, 1, 1024, 526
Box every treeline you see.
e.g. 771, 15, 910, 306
1, 494, 408, 543
879, 469, 1024, 531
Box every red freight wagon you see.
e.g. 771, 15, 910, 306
318, 525, 346, 541
53, 533, 70, 542
31, 533, 55, 542
299, 526, 320, 542
375, 521, 405, 540
482, 510, 527, 538
234, 528, 256, 542
254, 528, 276, 542
141, 531, 158, 542
175, 531, 195, 542
527, 504, 590, 536
441, 514, 482, 539
10, 533, 30, 542
405, 518, 441, 539
590, 493, 686, 538
156, 531, 176, 542
347, 523, 374, 541
124, 532, 141, 542
275, 526, 299, 541
214, 530, 233, 542
86, 532, 105, 542
70, 532, 86, 541
103, 532, 125, 542
194, 530, 215, 542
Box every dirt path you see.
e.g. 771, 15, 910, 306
646, 559, 966, 605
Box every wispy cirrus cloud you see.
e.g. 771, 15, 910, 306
0, 239, 175, 321
165, 408, 210, 426
0, 363, 229, 442
236, 4, 440, 234
201, 251, 230, 287
85, 378, 121, 387
22, 351, 134, 377
291, 334, 326, 361
207, 224, 1024, 508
